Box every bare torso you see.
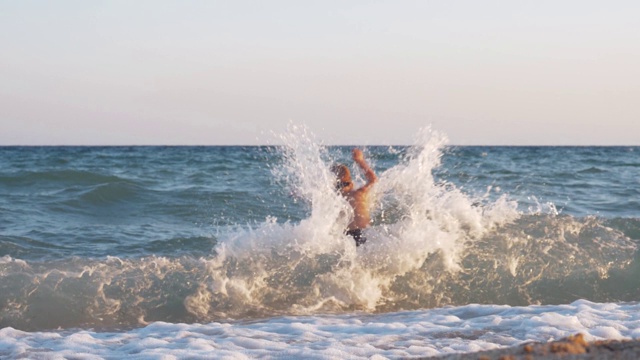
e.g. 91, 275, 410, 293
345, 188, 372, 230
338, 149, 377, 231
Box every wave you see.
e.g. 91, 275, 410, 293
577, 167, 608, 174
0, 235, 69, 260
0, 170, 129, 187
1, 127, 638, 331
74, 182, 145, 206
115, 236, 219, 257
0, 234, 218, 261
0, 214, 637, 331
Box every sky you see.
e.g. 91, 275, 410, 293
1, 1, 639, 145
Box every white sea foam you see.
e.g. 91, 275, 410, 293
1, 300, 639, 359
183, 126, 521, 319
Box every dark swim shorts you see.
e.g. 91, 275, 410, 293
345, 229, 367, 247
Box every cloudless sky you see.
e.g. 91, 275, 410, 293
1, 1, 639, 145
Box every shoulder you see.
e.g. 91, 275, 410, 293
354, 183, 374, 195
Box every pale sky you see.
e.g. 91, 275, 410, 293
1, 1, 639, 145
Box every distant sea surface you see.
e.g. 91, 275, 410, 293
1, 129, 639, 358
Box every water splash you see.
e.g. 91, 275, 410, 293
1, 127, 638, 331
182, 126, 526, 318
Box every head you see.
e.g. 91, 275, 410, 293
331, 164, 353, 192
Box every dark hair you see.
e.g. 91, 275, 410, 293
336, 181, 351, 190
331, 164, 349, 178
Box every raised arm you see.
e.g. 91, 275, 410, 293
352, 148, 377, 190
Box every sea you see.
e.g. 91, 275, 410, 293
1, 127, 639, 359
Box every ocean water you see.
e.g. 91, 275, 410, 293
1, 128, 639, 359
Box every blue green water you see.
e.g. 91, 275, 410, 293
1, 142, 639, 332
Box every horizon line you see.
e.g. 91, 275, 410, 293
1, 144, 638, 147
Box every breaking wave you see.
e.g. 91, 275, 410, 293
0, 128, 638, 331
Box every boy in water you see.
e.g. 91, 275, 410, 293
331, 148, 377, 246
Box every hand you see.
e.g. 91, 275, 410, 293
352, 148, 364, 162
